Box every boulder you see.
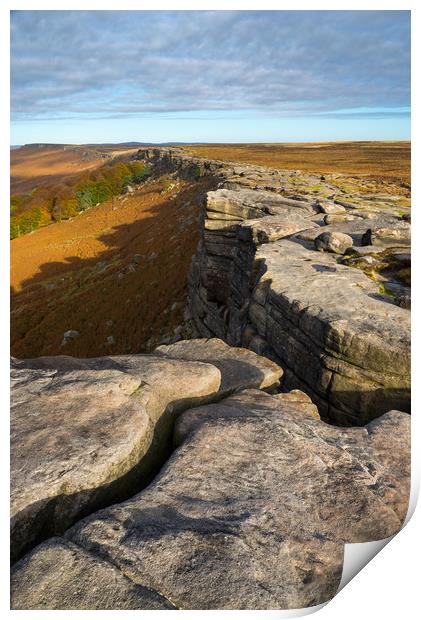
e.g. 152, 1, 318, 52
316, 201, 346, 215
314, 232, 353, 255
11, 389, 410, 610
155, 337, 283, 396
61, 330, 80, 346
10, 353, 221, 561
323, 214, 357, 225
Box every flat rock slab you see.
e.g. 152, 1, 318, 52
156, 337, 283, 395
11, 389, 410, 610
11, 340, 284, 562
207, 188, 314, 221
239, 216, 315, 244
11, 352, 222, 561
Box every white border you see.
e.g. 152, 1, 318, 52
2, 2, 418, 618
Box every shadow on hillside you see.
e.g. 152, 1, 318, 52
11, 177, 218, 358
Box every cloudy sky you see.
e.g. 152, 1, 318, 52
11, 10, 410, 144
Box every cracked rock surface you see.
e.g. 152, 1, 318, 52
10, 148, 411, 610
11, 340, 283, 562
11, 352, 222, 561
11, 387, 410, 610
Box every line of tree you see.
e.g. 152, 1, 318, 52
10, 160, 150, 239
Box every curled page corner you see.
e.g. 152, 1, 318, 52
338, 536, 393, 593
337, 471, 419, 595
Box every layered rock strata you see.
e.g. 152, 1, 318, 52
137, 148, 411, 424
10, 149, 411, 610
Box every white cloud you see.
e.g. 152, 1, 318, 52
11, 10, 410, 121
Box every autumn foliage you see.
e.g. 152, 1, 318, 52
10, 160, 150, 239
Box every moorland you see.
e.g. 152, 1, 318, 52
10, 141, 410, 359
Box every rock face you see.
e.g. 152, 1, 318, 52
10, 150, 411, 611
11, 387, 410, 610
134, 148, 410, 424
11, 341, 282, 563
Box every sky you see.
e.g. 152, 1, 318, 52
10, 10, 410, 144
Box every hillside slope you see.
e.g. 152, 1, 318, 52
11, 175, 216, 358
11, 144, 140, 194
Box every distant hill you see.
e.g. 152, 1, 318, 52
15, 141, 202, 149
86, 141, 195, 147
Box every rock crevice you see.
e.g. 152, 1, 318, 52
137, 148, 410, 425
11, 340, 281, 562
10, 148, 411, 610
11, 368, 410, 609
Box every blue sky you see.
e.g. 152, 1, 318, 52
10, 10, 410, 144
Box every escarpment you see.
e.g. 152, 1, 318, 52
136, 148, 411, 425
10, 148, 411, 610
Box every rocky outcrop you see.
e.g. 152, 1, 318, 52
10, 150, 411, 610
11, 385, 410, 610
136, 148, 410, 424
10, 341, 282, 562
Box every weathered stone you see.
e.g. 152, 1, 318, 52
275, 389, 320, 419
314, 231, 354, 254
207, 188, 314, 221
255, 240, 410, 423
392, 252, 411, 264
137, 148, 410, 424
10, 353, 221, 561
344, 255, 381, 268
11, 538, 175, 610
12, 389, 410, 610
345, 245, 385, 257
61, 330, 80, 346
207, 189, 269, 220
316, 201, 346, 215
204, 218, 241, 231
334, 199, 361, 209
323, 213, 357, 225
155, 337, 282, 395
240, 216, 313, 244
363, 223, 411, 247
298, 214, 401, 245
206, 210, 243, 221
